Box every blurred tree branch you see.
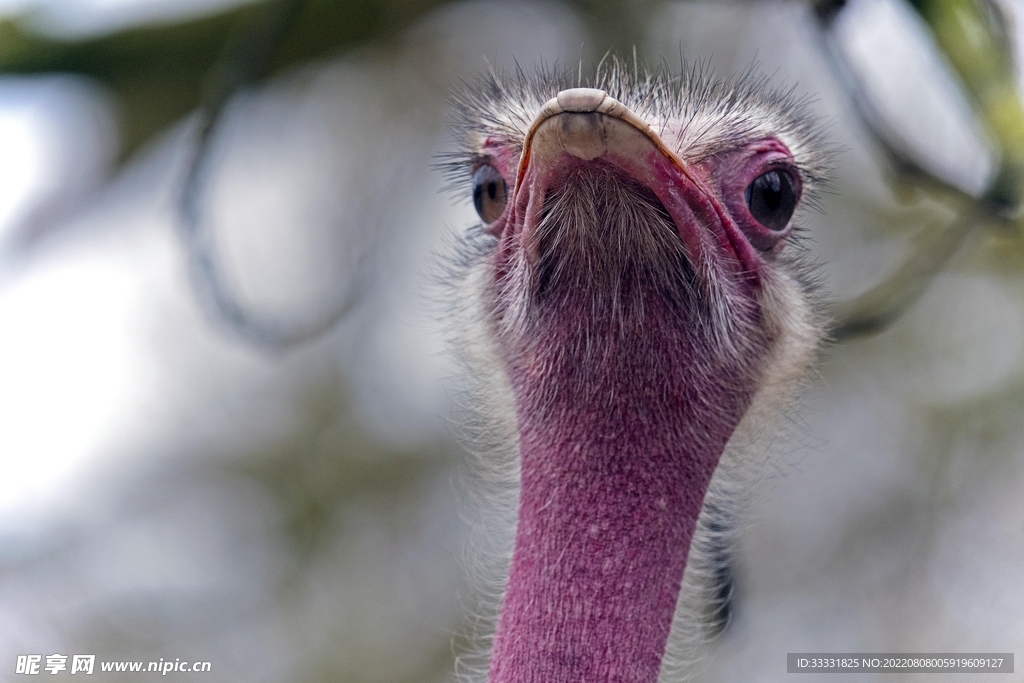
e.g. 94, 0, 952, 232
178, 0, 360, 351
813, 0, 1023, 340
0, 0, 453, 160
908, 0, 1024, 209
0, 0, 661, 161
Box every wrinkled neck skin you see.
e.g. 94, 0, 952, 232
486, 165, 768, 683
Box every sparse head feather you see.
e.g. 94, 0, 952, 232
443, 59, 831, 202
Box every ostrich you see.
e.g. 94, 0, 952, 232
444, 64, 829, 683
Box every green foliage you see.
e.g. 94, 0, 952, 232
910, 0, 1024, 209
0, 0, 663, 161
0, 0, 451, 158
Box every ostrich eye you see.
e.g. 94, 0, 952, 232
745, 169, 797, 232
472, 164, 508, 224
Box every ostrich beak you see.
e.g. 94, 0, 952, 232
514, 87, 690, 189
510, 88, 755, 281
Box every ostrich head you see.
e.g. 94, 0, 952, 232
445, 63, 829, 683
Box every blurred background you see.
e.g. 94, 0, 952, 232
0, 0, 1021, 681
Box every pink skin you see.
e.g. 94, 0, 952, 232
481, 130, 799, 683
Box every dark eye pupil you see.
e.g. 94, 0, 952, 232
745, 169, 797, 232
472, 164, 508, 224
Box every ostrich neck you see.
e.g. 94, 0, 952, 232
487, 291, 760, 683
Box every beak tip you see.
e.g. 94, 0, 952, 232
556, 88, 609, 113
